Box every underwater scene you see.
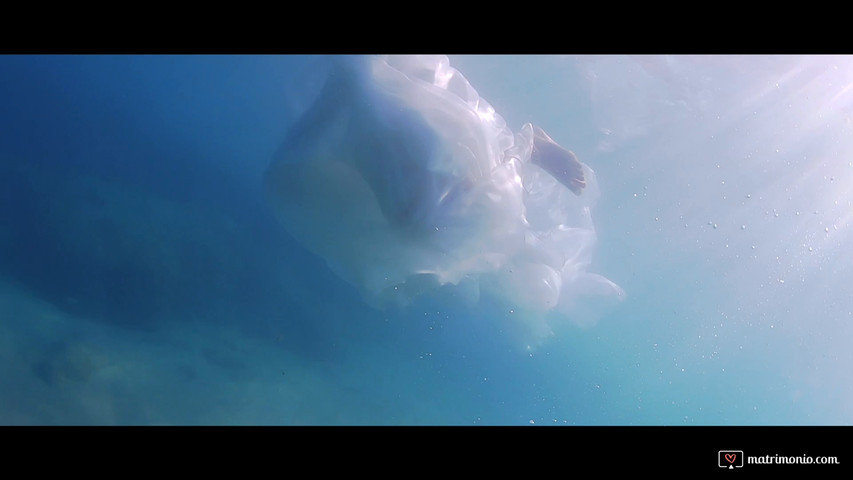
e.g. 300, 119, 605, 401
1, 55, 851, 425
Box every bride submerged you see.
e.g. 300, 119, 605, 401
265, 55, 623, 338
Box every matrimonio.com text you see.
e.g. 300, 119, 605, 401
748, 454, 840, 465
719, 450, 841, 469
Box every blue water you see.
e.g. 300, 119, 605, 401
1, 55, 851, 425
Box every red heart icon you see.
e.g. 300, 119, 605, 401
725, 453, 736, 464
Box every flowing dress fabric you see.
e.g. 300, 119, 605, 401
264, 55, 623, 321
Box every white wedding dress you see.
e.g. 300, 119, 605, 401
265, 55, 623, 335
